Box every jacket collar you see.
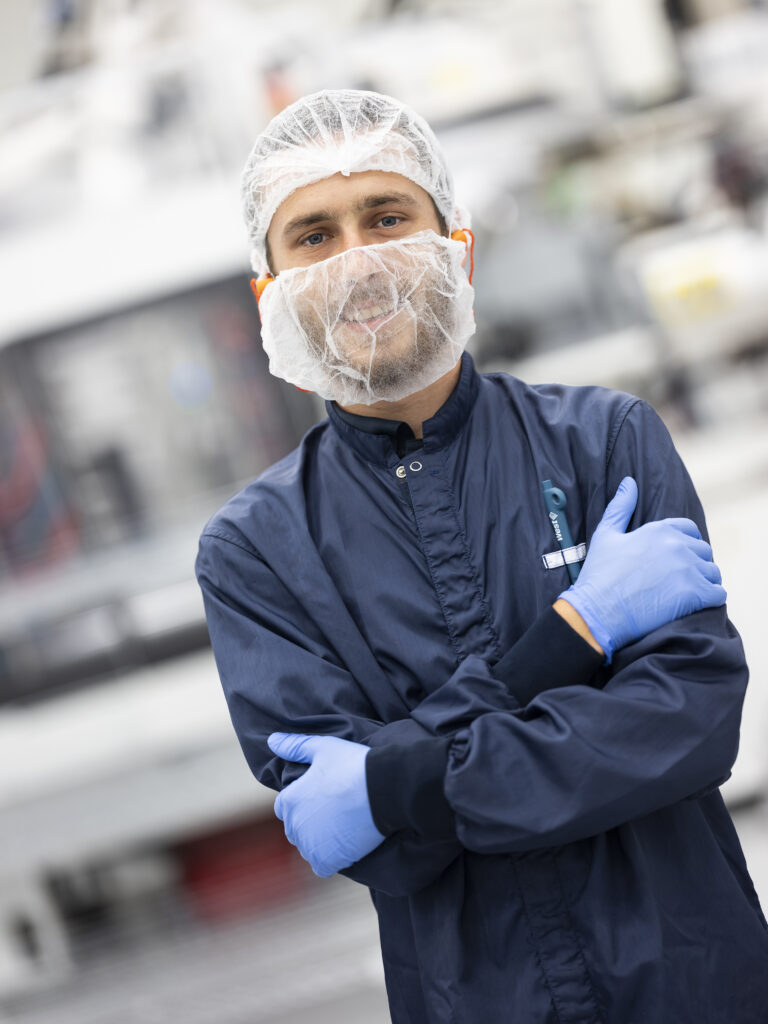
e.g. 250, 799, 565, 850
325, 352, 480, 466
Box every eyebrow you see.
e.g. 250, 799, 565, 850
282, 192, 420, 239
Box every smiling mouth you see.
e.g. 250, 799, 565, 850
340, 302, 396, 324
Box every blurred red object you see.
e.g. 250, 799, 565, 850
0, 413, 80, 576
175, 817, 309, 922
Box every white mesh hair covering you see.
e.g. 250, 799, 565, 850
241, 89, 469, 275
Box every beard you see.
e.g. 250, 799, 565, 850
259, 231, 475, 405
292, 247, 457, 402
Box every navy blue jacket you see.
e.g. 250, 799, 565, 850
196, 353, 768, 1023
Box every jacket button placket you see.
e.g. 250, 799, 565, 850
400, 453, 500, 663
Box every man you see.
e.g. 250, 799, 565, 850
196, 90, 767, 1023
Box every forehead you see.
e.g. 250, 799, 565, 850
269, 170, 434, 235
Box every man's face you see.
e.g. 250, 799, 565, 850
265, 170, 454, 397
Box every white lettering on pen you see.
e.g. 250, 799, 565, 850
549, 511, 563, 543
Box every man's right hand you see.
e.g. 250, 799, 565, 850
557, 477, 726, 664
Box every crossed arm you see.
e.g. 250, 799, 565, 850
196, 405, 747, 890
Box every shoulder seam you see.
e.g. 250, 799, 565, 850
605, 396, 643, 472
200, 527, 261, 560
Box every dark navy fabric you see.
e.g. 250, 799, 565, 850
332, 401, 424, 458
195, 352, 768, 1023
367, 605, 605, 838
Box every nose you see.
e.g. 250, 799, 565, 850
337, 233, 377, 283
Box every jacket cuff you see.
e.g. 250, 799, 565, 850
366, 738, 453, 839
490, 604, 603, 705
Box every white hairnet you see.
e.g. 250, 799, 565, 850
257, 230, 475, 405
241, 89, 469, 275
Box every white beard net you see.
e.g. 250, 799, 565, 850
258, 231, 475, 405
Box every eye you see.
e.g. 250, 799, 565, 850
378, 215, 401, 228
303, 231, 327, 247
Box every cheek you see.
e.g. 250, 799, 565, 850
291, 281, 331, 324
281, 290, 329, 356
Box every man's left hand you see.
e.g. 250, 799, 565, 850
268, 732, 386, 877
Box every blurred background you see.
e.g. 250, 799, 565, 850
1, 0, 767, 1021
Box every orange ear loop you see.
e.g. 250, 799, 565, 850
250, 275, 273, 302
450, 228, 475, 284
249, 275, 313, 393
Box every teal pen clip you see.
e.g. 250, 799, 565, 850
541, 480, 581, 583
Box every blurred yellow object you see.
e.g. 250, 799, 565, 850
645, 256, 730, 325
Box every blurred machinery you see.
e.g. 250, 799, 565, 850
0, 151, 321, 1003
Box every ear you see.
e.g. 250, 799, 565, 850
450, 229, 474, 284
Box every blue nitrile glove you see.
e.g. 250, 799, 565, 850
559, 477, 726, 664
268, 733, 386, 877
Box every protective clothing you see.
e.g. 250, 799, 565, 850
196, 353, 768, 1023
269, 732, 385, 876
240, 89, 469, 275
258, 231, 475, 404
266, 476, 726, 876
559, 475, 725, 662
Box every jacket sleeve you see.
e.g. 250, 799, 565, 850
196, 528, 460, 896
368, 399, 749, 852
196, 528, 603, 893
